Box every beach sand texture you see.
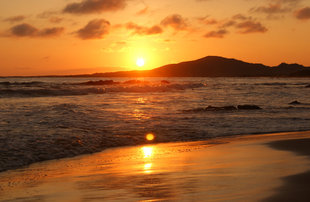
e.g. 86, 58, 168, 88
1, 131, 310, 201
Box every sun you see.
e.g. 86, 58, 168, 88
146, 133, 155, 141
136, 58, 145, 67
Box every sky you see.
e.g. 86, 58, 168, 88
0, 0, 310, 76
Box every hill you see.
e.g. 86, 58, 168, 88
78, 56, 310, 77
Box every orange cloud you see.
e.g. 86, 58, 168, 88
39, 27, 65, 37
251, 3, 290, 14
126, 22, 163, 35
6, 23, 64, 38
204, 29, 228, 38
232, 14, 251, 21
3, 15, 26, 23
236, 21, 268, 34
10, 23, 37, 37
161, 14, 188, 30
294, 7, 310, 20
76, 19, 110, 39
64, 0, 127, 14
197, 16, 218, 25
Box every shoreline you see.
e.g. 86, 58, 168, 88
1, 131, 310, 201
1, 129, 310, 174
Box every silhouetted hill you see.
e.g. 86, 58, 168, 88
150, 56, 270, 77
78, 56, 310, 77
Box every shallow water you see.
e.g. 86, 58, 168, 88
0, 77, 310, 171
1, 134, 309, 201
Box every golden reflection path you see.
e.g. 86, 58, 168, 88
141, 146, 154, 173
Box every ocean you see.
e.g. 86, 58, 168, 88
1, 77, 310, 172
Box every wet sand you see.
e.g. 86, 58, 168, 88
1, 131, 310, 201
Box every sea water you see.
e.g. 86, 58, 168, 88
0, 77, 310, 172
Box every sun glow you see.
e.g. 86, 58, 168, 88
142, 146, 153, 158
136, 58, 145, 67
146, 133, 155, 141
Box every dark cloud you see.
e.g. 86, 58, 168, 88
63, 0, 127, 14
294, 7, 310, 20
126, 22, 163, 35
76, 19, 110, 39
236, 21, 268, 34
220, 20, 236, 28
199, 14, 267, 39
161, 14, 188, 30
232, 14, 252, 21
197, 16, 218, 25
250, 0, 302, 18
204, 29, 228, 38
39, 27, 65, 37
3, 15, 26, 23
7, 23, 64, 38
10, 23, 38, 37
251, 3, 290, 14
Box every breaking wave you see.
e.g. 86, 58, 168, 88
0, 80, 205, 98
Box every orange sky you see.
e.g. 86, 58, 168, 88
0, 0, 310, 76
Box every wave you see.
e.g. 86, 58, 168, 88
0, 81, 45, 86
183, 104, 310, 113
0, 80, 205, 98
76, 79, 171, 86
183, 105, 262, 113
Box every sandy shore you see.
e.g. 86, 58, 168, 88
1, 131, 310, 201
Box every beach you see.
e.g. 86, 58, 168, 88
1, 131, 310, 201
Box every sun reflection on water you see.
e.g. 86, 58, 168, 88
142, 146, 154, 174
142, 146, 153, 158
144, 163, 152, 173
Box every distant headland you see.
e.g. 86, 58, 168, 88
6, 56, 310, 77
75, 56, 310, 77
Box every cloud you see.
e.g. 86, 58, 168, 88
39, 27, 65, 37
197, 16, 218, 25
294, 7, 310, 20
161, 14, 188, 30
6, 23, 64, 38
3, 15, 26, 23
126, 22, 163, 35
250, 0, 302, 18
220, 20, 236, 28
235, 21, 268, 34
251, 3, 290, 14
76, 19, 110, 39
232, 14, 252, 21
63, 0, 127, 14
199, 14, 268, 39
10, 23, 38, 37
204, 29, 228, 38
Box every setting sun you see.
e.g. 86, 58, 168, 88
136, 58, 145, 67
146, 133, 155, 141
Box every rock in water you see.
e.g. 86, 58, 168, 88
237, 105, 262, 110
289, 100, 301, 105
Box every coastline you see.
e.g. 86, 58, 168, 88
1, 131, 310, 201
